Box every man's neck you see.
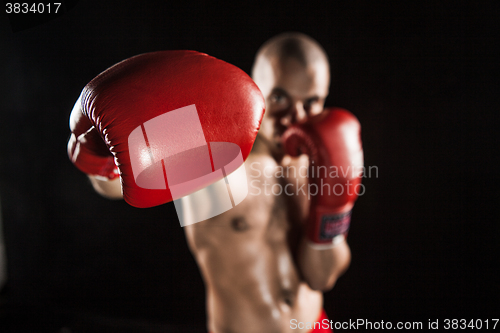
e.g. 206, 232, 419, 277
252, 133, 285, 162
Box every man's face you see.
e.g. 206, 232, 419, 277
258, 57, 330, 146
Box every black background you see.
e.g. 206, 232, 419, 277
1, 1, 499, 332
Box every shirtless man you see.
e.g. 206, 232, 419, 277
180, 33, 361, 333
68, 34, 362, 333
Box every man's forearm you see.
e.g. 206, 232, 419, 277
88, 175, 123, 199
297, 236, 351, 291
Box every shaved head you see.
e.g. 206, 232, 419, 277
251, 33, 330, 146
252, 32, 330, 93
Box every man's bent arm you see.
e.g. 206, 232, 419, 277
297, 236, 351, 291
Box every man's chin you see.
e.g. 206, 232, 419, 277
271, 135, 287, 159
271, 133, 283, 148
256, 133, 285, 158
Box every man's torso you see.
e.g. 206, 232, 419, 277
183, 136, 323, 333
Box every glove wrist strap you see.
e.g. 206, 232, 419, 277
308, 208, 352, 245
307, 234, 346, 250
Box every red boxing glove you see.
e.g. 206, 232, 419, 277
68, 51, 265, 208
282, 108, 363, 246
68, 112, 119, 180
